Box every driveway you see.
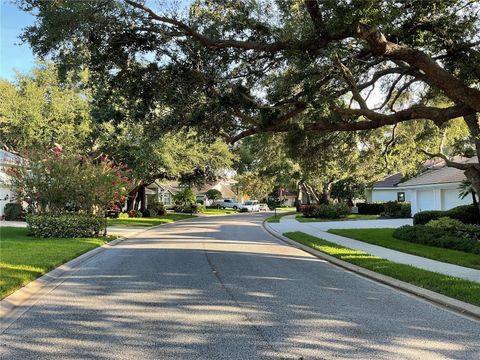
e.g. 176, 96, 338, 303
1, 214, 478, 359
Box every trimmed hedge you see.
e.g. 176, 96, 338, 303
357, 201, 411, 217
413, 204, 477, 225
357, 202, 385, 215
302, 203, 350, 219
393, 218, 480, 254
4, 203, 22, 220
26, 214, 107, 238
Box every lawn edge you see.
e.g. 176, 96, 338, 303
262, 220, 480, 321
0, 216, 195, 332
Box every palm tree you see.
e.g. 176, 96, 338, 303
458, 179, 479, 218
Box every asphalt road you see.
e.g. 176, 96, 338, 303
1, 214, 479, 359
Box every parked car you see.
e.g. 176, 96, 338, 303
240, 200, 260, 212
259, 203, 269, 212
215, 198, 241, 210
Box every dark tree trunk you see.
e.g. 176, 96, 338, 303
127, 186, 139, 211
135, 183, 146, 212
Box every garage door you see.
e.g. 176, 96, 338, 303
417, 190, 435, 212
442, 189, 470, 210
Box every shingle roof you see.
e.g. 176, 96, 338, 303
372, 173, 403, 188
398, 157, 477, 187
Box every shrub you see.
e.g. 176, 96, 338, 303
128, 210, 142, 218
142, 209, 157, 217
413, 204, 478, 225
196, 199, 204, 205
357, 202, 385, 215
118, 212, 129, 219
426, 217, 480, 240
156, 205, 166, 216
4, 203, 23, 220
26, 214, 107, 238
384, 201, 411, 218
393, 221, 480, 254
302, 203, 349, 219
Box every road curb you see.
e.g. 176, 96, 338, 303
262, 220, 480, 321
0, 218, 195, 333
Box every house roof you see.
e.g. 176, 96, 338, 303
398, 157, 476, 187
372, 173, 403, 188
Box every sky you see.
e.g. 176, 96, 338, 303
0, 0, 37, 81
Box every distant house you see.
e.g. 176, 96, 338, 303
0, 150, 23, 217
146, 178, 238, 206
278, 189, 296, 207
366, 157, 476, 215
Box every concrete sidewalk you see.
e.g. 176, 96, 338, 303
268, 215, 480, 283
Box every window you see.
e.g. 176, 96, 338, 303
397, 192, 405, 202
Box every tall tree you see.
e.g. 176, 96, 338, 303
18, 0, 479, 207
0, 63, 92, 152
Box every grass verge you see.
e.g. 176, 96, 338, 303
108, 213, 195, 226
266, 211, 300, 223
329, 228, 480, 270
0, 227, 115, 299
296, 214, 381, 222
283, 231, 480, 306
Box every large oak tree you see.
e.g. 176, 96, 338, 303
19, 0, 480, 207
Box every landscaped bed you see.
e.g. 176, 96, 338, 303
296, 214, 381, 222
328, 228, 480, 270
0, 227, 115, 299
283, 231, 480, 306
107, 213, 195, 226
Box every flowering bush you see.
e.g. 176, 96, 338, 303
8, 147, 131, 215
27, 213, 107, 238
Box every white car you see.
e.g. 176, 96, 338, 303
216, 198, 241, 210
240, 200, 260, 212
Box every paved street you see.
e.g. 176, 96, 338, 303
1, 214, 479, 359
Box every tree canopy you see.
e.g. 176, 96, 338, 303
14, 0, 480, 205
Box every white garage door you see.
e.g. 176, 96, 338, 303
417, 190, 435, 212
442, 189, 471, 210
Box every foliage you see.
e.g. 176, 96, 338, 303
4, 203, 23, 221
329, 228, 480, 269
284, 231, 480, 306
357, 203, 385, 215
173, 187, 197, 207
0, 63, 92, 152
413, 205, 478, 225
26, 214, 107, 238
296, 214, 380, 222
118, 212, 129, 219
7, 148, 130, 215
205, 189, 222, 201
301, 203, 350, 219
0, 227, 110, 299
128, 210, 142, 218
393, 222, 480, 254
384, 201, 411, 218
236, 171, 275, 200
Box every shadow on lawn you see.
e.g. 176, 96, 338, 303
1, 214, 479, 359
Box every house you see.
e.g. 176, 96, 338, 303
365, 157, 476, 215
146, 178, 238, 206
278, 189, 296, 207
0, 150, 23, 217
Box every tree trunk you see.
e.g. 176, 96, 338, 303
127, 186, 139, 211
136, 183, 146, 212
319, 182, 332, 204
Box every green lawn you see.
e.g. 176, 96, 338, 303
284, 231, 480, 306
277, 207, 297, 211
329, 228, 480, 270
266, 211, 300, 223
296, 214, 381, 222
199, 208, 239, 215
108, 213, 195, 226
0, 227, 114, 299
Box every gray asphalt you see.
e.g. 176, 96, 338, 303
1, 214, 479, 359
